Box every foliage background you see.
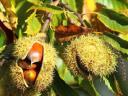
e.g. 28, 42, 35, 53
0, 0, 128, 96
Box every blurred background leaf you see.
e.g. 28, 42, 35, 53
27, 0, 41, 5
29, 4, 63, 14
53, 70, 78, 96
0, 0, 128, 96
101, 33, 128, 55
115, 58, 128, 96
61, 0, 77, 12
93, 77, 115, 96
55, 57, 76, 85
25, 11, 41, 36
96, 0, 128, 11
0, 29, 6, 48
97, 13, 128, 34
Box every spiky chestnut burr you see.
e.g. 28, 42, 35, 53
5, 33, 57, 93
63, 34, 117, 77
12, 33, 46, 60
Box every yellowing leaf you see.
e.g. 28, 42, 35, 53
85, 0, 96, 12
119, 9, 128, 17
119, 33, 128, 41
82, 0, 96, 20
25, 12, 41, 36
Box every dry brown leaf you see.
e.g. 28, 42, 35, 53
55, 24, 92, 42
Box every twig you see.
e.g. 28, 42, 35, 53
40, 13, 52, 33
40, 0, 60, 33
59, 2, 86, 27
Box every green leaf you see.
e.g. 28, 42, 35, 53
53, 70, 78, 96
97, 13, 128, 33
0, 46, 6, 54
27, 0, 41, 5
51, 13, 65, 27
93, 77, 115, 96
107, 75, 118, 94
51, 14, 59, 27
115, 58, 128, 95
51, 13, 68, 27
74, 87, 91, 96
102, 77, 114, 93
67, 12, 80, 25
119, 33, 128, 41
16, 0, 33, 17
55, 57, 76, 85
96, 0, 128, 11
61, 0, 77, 12
47, 29, 55, 44
79, 79, 100, 96
75, 0, 84, 13
101, 9, 128, 25
101, 33, 128, 55
15, 0, 33, 37
29, 4, 63, 14
0, 29, 6, 47
25, 12, 41, 35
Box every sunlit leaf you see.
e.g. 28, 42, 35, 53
119, 33, 128, 41
51, 14, 59, 27
0, 2, 5, 12
10, 0, 16, 13
101, 33, 128, 55
55, 57, 76, 84
67, 12, 80, 25
51, 13, 65, 27
0, 0, 18, 29
27, 0, 41, 5
82, 0, 96, 19
96, 0, 128, 11
119, 9, 128, 17
61, 0, 77, 12
25, 12, 41, 35
29, 4, 63, 14
97, 13, 128, 33
101, 9, 128, 26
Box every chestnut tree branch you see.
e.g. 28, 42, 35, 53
59, 2, 86, 27
40, 0, 60, 33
